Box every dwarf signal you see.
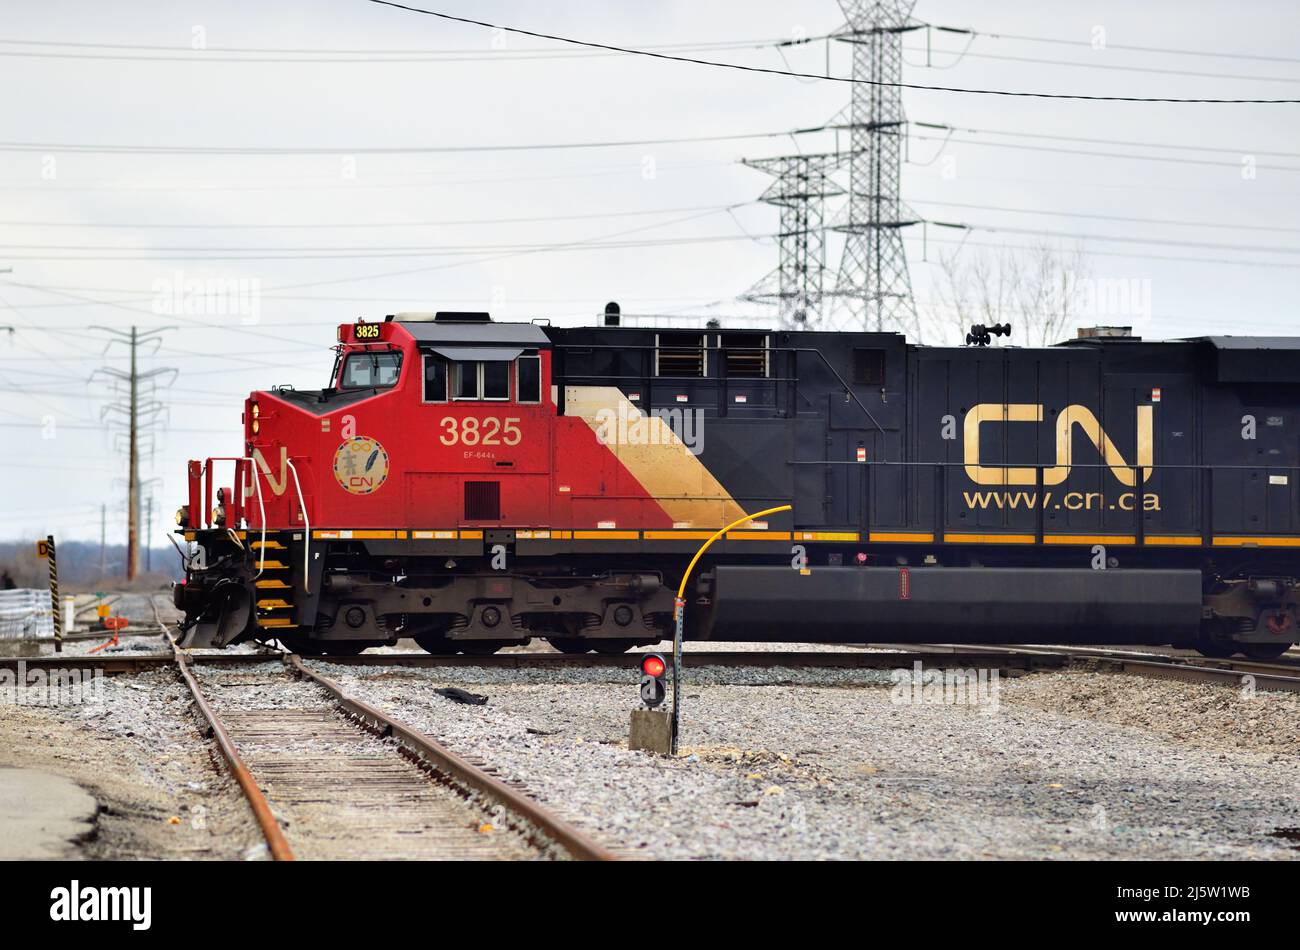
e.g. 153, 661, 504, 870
639, 653, 667, 708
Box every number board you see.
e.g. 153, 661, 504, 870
354, 323, 381, 340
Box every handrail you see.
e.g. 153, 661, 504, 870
240, 456, 267, 578
285, 459, 311, 595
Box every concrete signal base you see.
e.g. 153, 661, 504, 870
629, 708, 673, 755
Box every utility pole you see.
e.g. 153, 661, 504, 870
90, 326, 176, 581
146, 494, 153, 573
99, 503, 106, 577
827, 0, 924, 334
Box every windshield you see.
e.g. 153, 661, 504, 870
340, 351, 402, 389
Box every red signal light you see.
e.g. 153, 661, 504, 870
641, 654, 666, 678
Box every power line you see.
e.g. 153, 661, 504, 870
364, 1, 1300, 103
0, 34, 791, 61
0, 202, 753, 230
903, 41, 1300, 85
916, 121, 1300, 160
964, 26, 1300, 67
906, 233, 1300, 270
0, 159, 733, 193
910, 199, 1300, 235
0, 126, 834, 155
954, 222, 1300, 256
0, 232, 764, 261
909, 131, 1300, 172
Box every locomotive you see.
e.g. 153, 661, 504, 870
173, 311, 1300, 660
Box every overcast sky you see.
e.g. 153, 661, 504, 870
3, 0, 1298, 546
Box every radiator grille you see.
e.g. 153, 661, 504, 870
464, 481, 501, 521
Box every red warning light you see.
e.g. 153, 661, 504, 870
641, 655, 666, 678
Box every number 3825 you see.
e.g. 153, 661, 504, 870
439, 416, 522, 446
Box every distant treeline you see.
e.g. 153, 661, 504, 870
0, 540, 183, 591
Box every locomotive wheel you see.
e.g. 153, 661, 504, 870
1195, 641, 1235, 659
589, 640, 639, 655
458, 640, 510, 656
414, 631, 458, 655
1238, 642, 1292, 661
548, 637, 591, 654
275, 633, 313, 654
318, 641, 373, 656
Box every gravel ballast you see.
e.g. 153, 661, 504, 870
317, 661, 1300, 860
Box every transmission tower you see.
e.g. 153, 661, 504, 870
740, 153, 844, 329
827, 0, 923, 333
90, 326, 176, 581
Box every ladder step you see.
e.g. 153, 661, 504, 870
257, 618, 298, 629
256, 560, 289, 570
255, 579, 290, 589
257, 599, 293, 610
252, 540, 285, 550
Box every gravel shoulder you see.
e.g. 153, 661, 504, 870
0, 668, 266, 860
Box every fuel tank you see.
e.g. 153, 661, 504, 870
703, 566, 1204, 644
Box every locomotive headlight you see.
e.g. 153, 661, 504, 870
251, 418, 260, 434
175, 505, 190, 528
211, 505, 226, 527
251, 402, 260, 419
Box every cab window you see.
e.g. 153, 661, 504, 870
453, 361, 480, 399
423, 354, 448, 402
483, 361, 510, 400
453, 360, 511, 401
340, 351, 402, 389
517, 351, 541, 403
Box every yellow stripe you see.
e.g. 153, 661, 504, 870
311, 529, 404, 540
644, 530, 714, 540
1212, 536, 1300, 547
1043, 534, 1136, 545
184, 531, 195, 541
725, 530, 793, 541
565, 386, 748, 527
797, 531, 861, 542
458, 530, 484, 540
944, 533, 1036, 544
572, 530, 640, 540
867, 531, 933, 543
1144, 535, 1202, 546
411, 530, 457, 540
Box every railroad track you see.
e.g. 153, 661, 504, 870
884, 642, 1300, 693
155, 600, 612, 862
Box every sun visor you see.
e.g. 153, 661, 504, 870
425, 346, 524, 362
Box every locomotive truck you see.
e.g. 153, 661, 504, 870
173, 311, 1300, 660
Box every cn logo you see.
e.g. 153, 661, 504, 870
963, 403, 1153, 487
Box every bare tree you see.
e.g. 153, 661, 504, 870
928, 240, 1090, 347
